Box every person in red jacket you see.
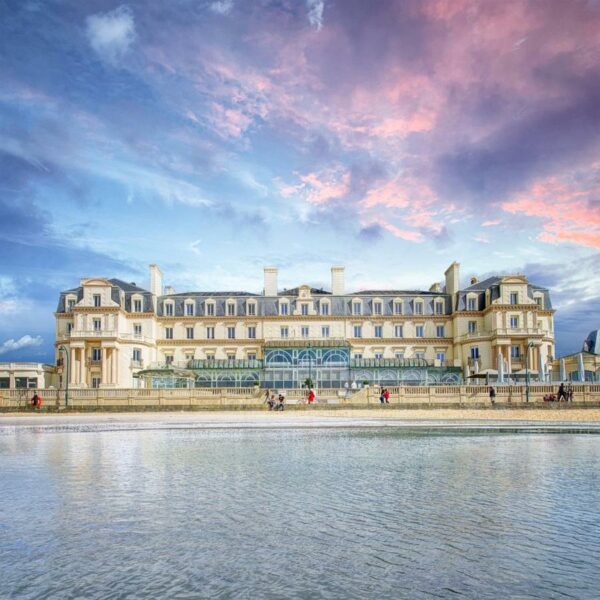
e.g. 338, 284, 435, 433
308, 389, 315, 404
383, 388, 390, 403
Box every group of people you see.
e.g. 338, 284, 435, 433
264, 391, 286, 411
489, 382, 575, 404
379, 388, 390, 404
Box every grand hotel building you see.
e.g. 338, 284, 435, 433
54, 263, 555, 388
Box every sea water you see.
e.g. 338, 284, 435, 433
1, 426, 599, 599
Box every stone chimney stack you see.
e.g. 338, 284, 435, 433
264, 267, 278, 296
164, 285, 174, 295
331, 266, 345, 295
149, 264, 163, 296
444, 261, 460, 299
429, 282, 441, 293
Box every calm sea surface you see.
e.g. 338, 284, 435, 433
1, 426, 599, 599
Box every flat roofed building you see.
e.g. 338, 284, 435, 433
53, 263, 555, 388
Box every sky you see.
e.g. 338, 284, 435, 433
1, 0, 599, 362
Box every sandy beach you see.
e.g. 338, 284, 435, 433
2, 408, 600, 430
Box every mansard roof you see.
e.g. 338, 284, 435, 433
463, 276, 502, 291
280, 287, 331, 296
165, 291, 259, 297
351, 290, 446, 296
109, 279, 150, 293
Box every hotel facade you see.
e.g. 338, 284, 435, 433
54, 262, 555, 388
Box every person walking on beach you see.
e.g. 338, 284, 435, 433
567, 382, 574, 402
308, 388, 315, 404
276, 394, 285, 411
265, 394, 276, 410
383, 388, 390, 404
379, 389, 385, 404
489, 386, 496, 405
31, 392, 39, 408
558, 383, 567, 402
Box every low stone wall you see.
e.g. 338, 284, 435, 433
1, 384, 599, 411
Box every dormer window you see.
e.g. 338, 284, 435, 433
227, 301, 236, 316
301, 303, 309, 316
133, 298, 142, 313
67, 297, 76, 312
535, 295, 543, 308
165, 302, 174, 316
279, 301, 289, 316
352, 301, 362, 316
393, 301, 402, 315
434, 300, 444, 315
93, 294, 101, 307
467, 297, 477, 311
206, 301, 215, 316
247, 302, 256, 316
510, 292, 519, 305
320, 301, 330, 316
185, 301, 194, 316
414, 301, 423, 315
373, 301, 382, 315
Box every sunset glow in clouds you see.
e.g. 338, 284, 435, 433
1, 0, 599, 359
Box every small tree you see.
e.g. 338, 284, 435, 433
304, 377, 313, 389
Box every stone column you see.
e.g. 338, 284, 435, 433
101, 347, 107, 385
112, 349, 118, 385
79, 348, 85, 385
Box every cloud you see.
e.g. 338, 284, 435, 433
0, 335, 43, 356
306, 0, 324, 30
210, 0, 234, 15
86, 5, 136, 64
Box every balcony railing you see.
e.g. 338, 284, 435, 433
71, 329, 117, 338
86, 358, 102, 367
130, 359, 144, 368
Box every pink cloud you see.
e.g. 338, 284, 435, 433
502, 168, 600, 249
482, 219, 501, 227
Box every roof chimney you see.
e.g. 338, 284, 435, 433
149, 264, 163, 296
429, 282, 441, 293
164, 285, 174, 295
331, 266, 345, 295
264, 267, 278, 296
444, 261, 460, 298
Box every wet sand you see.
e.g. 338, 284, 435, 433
1, 408, 600, 430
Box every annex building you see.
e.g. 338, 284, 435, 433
54, 262, 555, 388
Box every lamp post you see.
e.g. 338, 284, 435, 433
58, 345, 70, 408
525, 341, 534, 403
308, 341, 313, 388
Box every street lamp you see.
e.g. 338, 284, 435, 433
58, 345, 70, 408
525, 341, 535, 403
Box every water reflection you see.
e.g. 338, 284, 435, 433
1, 429, 599, 599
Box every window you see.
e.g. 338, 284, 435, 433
227, 302, 236, 316
280, 327, 289, 339
470, 347, 480, 359
227, 326, 236, 339
165, 355, 174, 365
91, 377, 101, 389
93, 294, 101, 307
301, 303, 309, 316
93, 319, 101, 331
206, 303, 215, 316
248, 326, 256, 339
134, 324, 142, 336
321, 326, 330, 338
535, 297, 543, 307
206, 327, 215, 339
165, 327, 173, 339
416, 325, 424, 337
354, 353, 363, 360
67, 298, 76, 311
301, 326, 309, 338
206, 354, 215, 362
511, 345, 520, 359
133, 299, 142, 312
394, 352, 404, 360
510, 292, 519, 305
227, 354, 235, 362
247, 353, 257, 361
186, 303, 194, 316
436, 325, 445, 337
374, 325, 383, 338
394, 325, 403, 338
510, 316, 519, 328
185, 353, 194, 362
186, 327, 194, 340
92, 348, 102, 361
414, 302, 423, 315
435, 302, 444, 315
321, 303, 329, 316
373, 302, 382, 315
165, 303, 174, 316
67, 323, 73, 334
280, 302, 289, 316
247, 303, 256, 316
414, 351, 425, 359
353, 325, 362, 338
467, 297, 477, 311
132, 348, 141, 362
353, 302, 362, 316
394, 302, 402, 315
468, 321, 476, 334
374, 352, 383, 359
436, 351, 446, 363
